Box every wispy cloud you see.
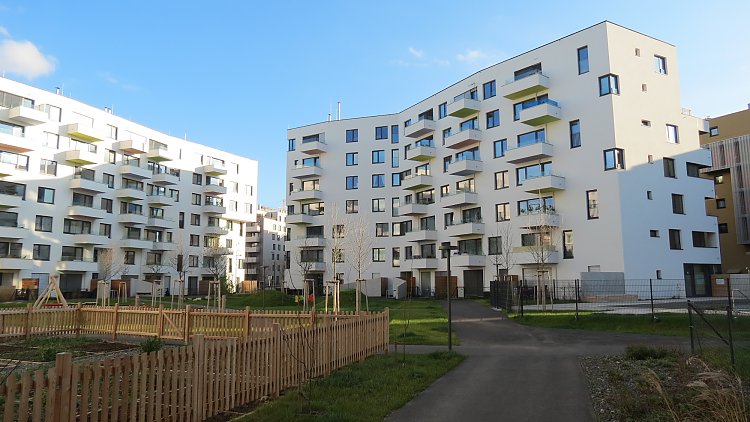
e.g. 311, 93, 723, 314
99, 71, 141, 92
456, 49, 488, 62
0, 27, 9, 37
0, 38, 56, 80
408, 47, 425, 59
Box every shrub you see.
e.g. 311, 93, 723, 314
140, 337, 163, 353
40, 346, 58, 362
626, 345, 670, 361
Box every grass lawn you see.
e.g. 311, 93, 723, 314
238, 351, 464, 422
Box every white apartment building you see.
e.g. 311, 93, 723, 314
285, 21, 722, 299
245, 205, 286, 288
0, 78, 258, 297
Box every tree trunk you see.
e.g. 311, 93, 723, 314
355, 279, 361, 313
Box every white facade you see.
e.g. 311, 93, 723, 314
284, 22, 721, 297
245, 205, 286, 287
0, 77, 258, 297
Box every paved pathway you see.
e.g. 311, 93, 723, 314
386, 300, 688, 422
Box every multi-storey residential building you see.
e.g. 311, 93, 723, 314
701, 107, 750, 274
0, 78, 258, 297
245, 205, 286, 288
285, 21, 721, 298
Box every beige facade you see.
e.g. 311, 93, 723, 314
700, 108, 750, 273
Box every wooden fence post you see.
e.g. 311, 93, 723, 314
191, 334, 205, 422
273, 323, 281, 398
184, 305, 192, 344
75, 302, 82, 336
23, 303, 33, 340
112, 303, 120, 341
157, 304, 164, 338
384, 307, 390, 353
244, 306, 250, 338
55, 352, 73, 422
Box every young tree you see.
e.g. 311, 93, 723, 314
203, 245, 229, 291
96, 247, 126, 306
525, 201, 559, 310
489, 223, 515, 282
165, 242, 191, 308
326, 204, 348, 314
292, 238, 315, 312
144, 250, 168, 307
347, 216, 373, 312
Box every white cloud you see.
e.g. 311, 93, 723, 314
0, 39, 56, 80
0, 27, 9, 37
408, 47, 425, 59
456, 49, 487, 62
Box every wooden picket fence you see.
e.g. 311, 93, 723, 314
0, 304, 367, 342
0, 310, 389, 421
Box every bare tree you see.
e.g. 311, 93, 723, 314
203, 246, 229, 288
165, 241, 191, 308
292, 238, 314, 311
524, 201, 559, 310
326, 204, 348, 314
489, 222, 516, 282
144, 250, 169, 307
96, 247, 126, 306
347, 216, 373, 312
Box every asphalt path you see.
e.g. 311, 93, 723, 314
386, 300, 688, 422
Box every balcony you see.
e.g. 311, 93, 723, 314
68, 206, 107, 220
69, 177, 106, 194
445, 221, 485, 237
203, 183, 227, 195
401, 174, 433, 191
404, 257, 438, 269
147, 194, 175, 207
247, 245, 260, 253
405, 145, 436, 161
447, 159, 483, 176
146, 216, 177, 229
521, 175, 566, 194
197, 164, 227, 176
505, 142, 554, 164
120, 238, 152, 249
115, 188, 146, 201
57, 258, 97, 272
118, 213, 147, 225
146, 147, 175, 162
293, 236, 326, 248
2, 106, 47, 126
289, 189, 323, 202
56, 149, 98, 165
306, 262, 326, 272
445, 129, 482, 150
151, 171, 179, 185
0, 224, 27, 238
61, 123, 105, 142
290, 164, 323, 179
119, 164, 152, 179
519, 101, 561, 126
518, 211, 561, 229
299, 138, 327, 155
113, 139, 147, 154
405, 119, 436, 138
152, 241, 177, 251
0, 193, 23, 209
441, 191, 478, 208
0, 257, 32, 270
404, 229, 438, 243
0, 131, 32, 153
206, 225, 230, 235
203, 203, 227, 214
500, 72, 550, 100
451, 254, 486, 267
399, 202, 430, 216
286, 213, 320, 225
511, 245, 560, 265
71, 234, 109, 245
447, 98, 481, 118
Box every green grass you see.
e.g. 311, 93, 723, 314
238, 351, 464, 421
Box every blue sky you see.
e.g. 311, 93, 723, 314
0, 1, 748, 207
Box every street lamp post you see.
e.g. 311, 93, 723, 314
440, 242, 458, 351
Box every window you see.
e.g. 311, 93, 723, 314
647, 191, 653, 200
686, 162, 703, 178
372, 198, 385, 212
488, 237, 502, 255
663, 158, 676, 178
288, 139, 296, 151
372, 248, 385, 262
650, 230, 660, 238
392, 173, 401, 186
514, 63, 541, 80
346, 176, 358, 190
391, 125, 399, 143
668, 229, 682, 250
666, 124, 679, 144
486, 110, 500, 129
102, 173, 114, 188
375, 126, 388, 140
345, 152, 358, 166
654, 55, 667, 74
599, 74, 620, 96
577, 46, 589, 74
63, 219, 92, 234
495, 171, 509, 190
392, 247, 400, 267
459, 117, 478, 132
586, 190, 599, 219
483, 80, 496, 99
346, 129, 358, 143
35, 215, 52, 232
190, 213, 200, 226
493, 139, 507, 158
191, 193, 201, 206
718, 223, 728, 234
518, 129, 545, 147
495, 203, 510, 222
39, 159, 57, 176
715, 175, 724, 184
346, 200, 358, 214
671, 194, 684, 214
709, 126, 719, 137
37, 187, 54, 204
188, 255, 198, 267
569, 120, 581, 148
390, 149, 399, 168
33, 244, 50, 261
375, 223, 389, 237
99, 223, 111, 238
192, 173, 202, 185
603, 148, 625, 170
190, 234, 199, 246
716, 198, 726, 209
372, 150, 385, 164
563, 230, 573, 259
372, 174, 385, 188
642, 119, 651, 127
101, 198, 113, 213
513, 95, 549, 121
107, 149, 117, 164
516, 162, 552, 185
392, 198, 399, 217
438, 102, 447, 119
